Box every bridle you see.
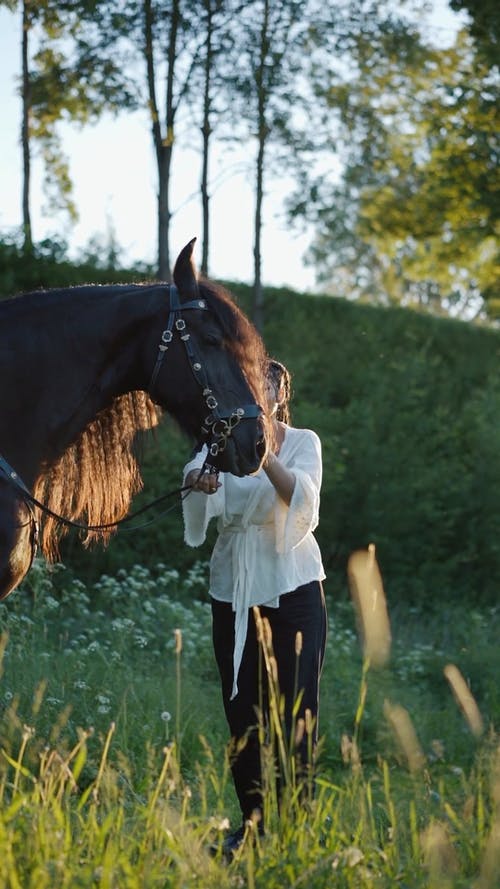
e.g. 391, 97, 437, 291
0, 283, 263, 542
148, 284, 262, 461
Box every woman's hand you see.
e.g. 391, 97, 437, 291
185, 467, 221, 495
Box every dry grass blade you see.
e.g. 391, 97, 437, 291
444, 664, 484, 738
347, 543, 391, 668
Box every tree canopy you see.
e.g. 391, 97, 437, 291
2, 0, 499, 321
293, 23, 499, 318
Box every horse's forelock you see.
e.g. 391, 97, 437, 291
199, 281, 268, 406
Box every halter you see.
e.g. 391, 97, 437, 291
148, 284, 262, 460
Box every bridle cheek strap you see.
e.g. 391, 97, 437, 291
148, 285, 262, 458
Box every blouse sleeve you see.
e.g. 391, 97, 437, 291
274, 430, 322, 554
181, 446, 224, 547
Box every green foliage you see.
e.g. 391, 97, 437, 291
0, 232, 154, 297
0, 561, 499, 887
0, 560, 223, 777
293, 16, 499, 319
260, 286, 500, 608
450, 0, 500, 69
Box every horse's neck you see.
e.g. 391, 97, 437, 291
1, 286, 163, 481
46, 290, 160, 439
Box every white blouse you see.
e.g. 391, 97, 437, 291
182, 425, 326, 699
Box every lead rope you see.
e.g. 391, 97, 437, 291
0, 452, 217, 536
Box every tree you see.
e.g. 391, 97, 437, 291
450, 0, 500, 69
355, 34, 499, 318
229, 0, 310, 329
199, 0, 216, 275
143, 0, 185, 280
21, 0, 32, 250
191, 0, 237, 277
2, 0, 135, 252
289, 8, 499, 319
89, 0, 203, 279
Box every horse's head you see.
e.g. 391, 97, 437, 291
150, 239, 268, 476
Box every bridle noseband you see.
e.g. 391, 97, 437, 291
148, 284, 262, 460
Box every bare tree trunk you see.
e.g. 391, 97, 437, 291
21, 0, 32, 252
200, 0, 214, 277
144, 0, 179, 280
253, 133, 265, 332
157, 147, 172, 280
252, 0, 270, 332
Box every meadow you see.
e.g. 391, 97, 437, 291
0, 557, 499, 888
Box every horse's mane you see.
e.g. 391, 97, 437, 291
32, 279, 266, 561
34, 391, 161, 560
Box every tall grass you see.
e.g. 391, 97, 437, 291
0, 559, 499, 887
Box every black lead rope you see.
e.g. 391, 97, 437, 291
0, 454, 214, 536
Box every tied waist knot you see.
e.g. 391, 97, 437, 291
222, 520, 274, 534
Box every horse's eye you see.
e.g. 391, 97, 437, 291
205, 332, 224, 347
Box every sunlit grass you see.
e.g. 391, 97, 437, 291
0, 557, 499, 887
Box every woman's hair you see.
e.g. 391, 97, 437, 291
267, 358, 292, 424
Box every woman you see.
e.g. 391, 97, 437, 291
182, 359, 327, 854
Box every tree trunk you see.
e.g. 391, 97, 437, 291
252, 0, 270, 332
158, 147, 172, 281
144, 0, 178, 280
200, 0, 214, 277
253, 132, 265, 332
21, 0, 32, 252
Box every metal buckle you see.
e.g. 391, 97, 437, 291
212, 419, 230, 437
161, 330, 173, 343
175, 318, 186, 331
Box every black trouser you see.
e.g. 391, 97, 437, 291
211, 580, 327, 823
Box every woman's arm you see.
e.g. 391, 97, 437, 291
263, 452, 296, 506
272, 429, 323, 553
182, 447, 223, 546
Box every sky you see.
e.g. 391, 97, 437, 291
0, 2, 465, 291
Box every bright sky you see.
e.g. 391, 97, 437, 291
0, 2, 465, 291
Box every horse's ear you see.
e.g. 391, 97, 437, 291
173, 238, 199, 300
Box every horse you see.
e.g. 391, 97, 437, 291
0, 238, 268, 601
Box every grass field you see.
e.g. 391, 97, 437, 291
0, 558, 499, 887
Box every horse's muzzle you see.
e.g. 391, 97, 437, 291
209, 410, 266, 477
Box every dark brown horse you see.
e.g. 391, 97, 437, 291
0, 239, 267, 600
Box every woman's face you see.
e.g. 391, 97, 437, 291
265, 376, 283, 416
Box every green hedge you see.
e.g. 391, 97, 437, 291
0, 235, 153, 296
2, 243, 499, 607
260, 289, 500, 607
61, 286, 500, 610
